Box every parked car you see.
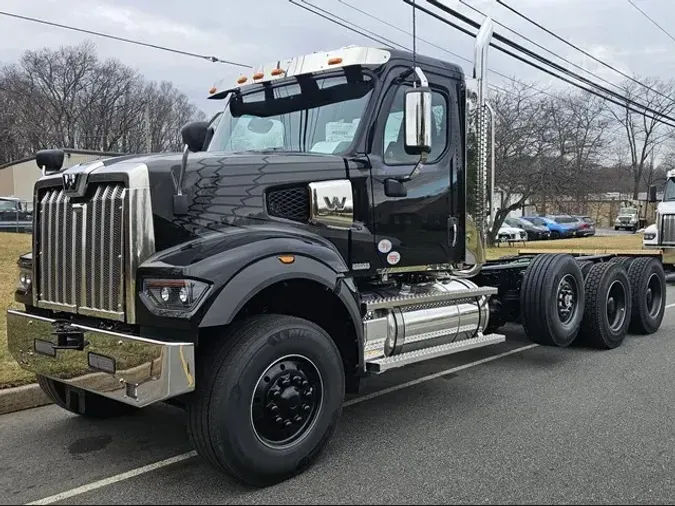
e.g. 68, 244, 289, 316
521, 216, 574, 239
497, 223, 528, 243
575, 215, 596, 237
503, 216, 550, 241
549, 214, 587, 237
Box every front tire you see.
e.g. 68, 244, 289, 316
37, 376, 137, 418
521, 254, 585, 347
187, 314, 345, 486
627, 257, 666, 334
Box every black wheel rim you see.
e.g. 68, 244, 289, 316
250, 354, 324, 449
645, 273, 663, 318
606, 280, 628, 332
557, 274, 579, 326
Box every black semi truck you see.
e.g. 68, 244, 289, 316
7, 18, 666, 486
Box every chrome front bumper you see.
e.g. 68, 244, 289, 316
6, 309, 195, 408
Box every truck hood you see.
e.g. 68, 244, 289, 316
87, 150, 351, 251
657, 201, 675, 215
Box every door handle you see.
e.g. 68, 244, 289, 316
448, 217, 458, 247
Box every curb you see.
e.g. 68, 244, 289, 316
0, 383, 51, 416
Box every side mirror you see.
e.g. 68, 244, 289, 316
35, 149, 65, 174
403, 87, 432, 156
181, 121, 209, 153
648, 185, 658, 203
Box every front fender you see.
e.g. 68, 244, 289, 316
198, 254, 361, 328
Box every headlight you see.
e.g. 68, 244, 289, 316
17, 268, 32, 291
644, 233, 656, 240
141, 278, 210, 314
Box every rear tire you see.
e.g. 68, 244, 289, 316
578, 263, 631, 349
521, 254, 585, 347
608, 256, 634, 269
627, 257, 666, 334
37, 375, 136, 418
187, 314, 345, 487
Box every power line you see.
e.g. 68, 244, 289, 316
626, 0, 675, 45
457, 0, 628, 96
299, 0, 551, 100
414, 0, 675, 128
290, 0, 409, 50
0, 10, 251, 68
495, 0, 675, 103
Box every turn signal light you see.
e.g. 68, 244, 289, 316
278, 255, 295, 265
328, 57, 343, 65
253, 72, 265, 80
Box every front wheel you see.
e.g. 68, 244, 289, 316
187, 314, 345, 487
550, 230, 560, 240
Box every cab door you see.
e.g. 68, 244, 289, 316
368, 67, 462, 270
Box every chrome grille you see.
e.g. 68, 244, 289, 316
36, 183, 127, 321
661, 214, 675, 245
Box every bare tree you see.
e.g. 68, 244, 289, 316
0, 42, 204, 165
606, 77, 675, 199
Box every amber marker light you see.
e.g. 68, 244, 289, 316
278, 255, 295, 265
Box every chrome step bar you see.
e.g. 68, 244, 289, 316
365, 333, 506, 373
364, 286, 497, 311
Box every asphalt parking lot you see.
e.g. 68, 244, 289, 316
3, 286, 675, 505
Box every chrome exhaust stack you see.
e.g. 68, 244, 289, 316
460, 17, 494, 276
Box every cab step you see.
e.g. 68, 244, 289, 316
364, 286, 498, 311
365, 333, 506, 373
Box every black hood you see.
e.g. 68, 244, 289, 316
101, 151, 350, 251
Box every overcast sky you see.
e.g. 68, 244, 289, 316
2, 0, 674, 119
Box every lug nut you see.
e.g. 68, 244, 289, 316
293, 376, 303, 386
284, 420, 292, 428
294, 415, 303, 423
268, 403, 279, 413
304, 388, 313, 397
281, 377, 291, 387
302, 404, 310, 412
272, 390, 281, 399
302, 380, 309, 387
275, 416, 284, 425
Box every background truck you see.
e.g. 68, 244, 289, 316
7, 17, 667, 487
0, 196, 32, 233
643, 172, 675, 268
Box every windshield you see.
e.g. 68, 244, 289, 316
0, 200, 17, 211
619, 207, 637, 215
524, 217, 547, 226
208, 72, 374, 155
554, 216, 577, 224
666, 179, 675, 201
505, 217, 523, 228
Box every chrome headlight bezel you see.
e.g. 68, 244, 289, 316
140, 278, 211, 317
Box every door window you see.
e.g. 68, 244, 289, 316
382, 86, 448, 165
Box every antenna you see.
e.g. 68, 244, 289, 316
412, 0, 417, 75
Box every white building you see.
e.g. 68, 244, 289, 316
0, 149, 122, 205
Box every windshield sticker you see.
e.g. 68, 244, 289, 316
325, 119, 360, 142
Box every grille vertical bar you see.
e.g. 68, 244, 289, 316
35, 182, 127, 320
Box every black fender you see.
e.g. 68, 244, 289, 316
198, 254, 364, 372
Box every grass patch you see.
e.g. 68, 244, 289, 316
486, 233, 644, 260
0, 233, 35, 389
